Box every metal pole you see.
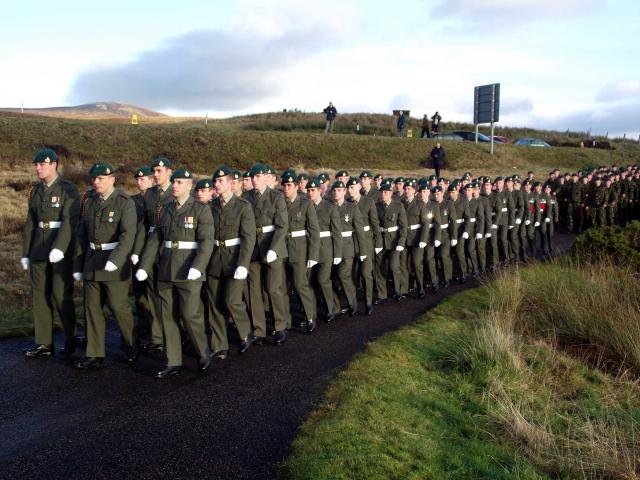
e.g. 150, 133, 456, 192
490, 122, 495, 155
475, 124, 479, 144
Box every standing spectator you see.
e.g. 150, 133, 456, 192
430, 142, 445, 178
431, 111, 442, 133
396, 110, 407, 137
421, 114, 430, 138
323, 101, 338, 134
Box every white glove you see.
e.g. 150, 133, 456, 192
130, 254, 139, 265
187, 268, 202, 280
451, 239, 458, 247
508, 225, 514, 230
525, 220, 531, 226
73, 272, 83, 282
135, 269, 148, 282
233, 266, 248, 279
395, 245, 404, 252
306, 260, 318, 269
434, 240, 441, 248
545, 218, 551, 223
333, 257, 342, 265
485, 233, 492, 238
475, 233, 482, 240
49, 248, 64, 264
418, 242, 427, 249
374, 247, 383, 255
534, 221, 540, 227
491, 224, 498, 230
20, 257, 30, 270
359, 255, 367, 261
462, 232, 469, 239
516, 218, 522, 225
266, 250, 277, 263
104, 261, 118, 272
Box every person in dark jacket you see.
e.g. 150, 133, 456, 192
396, 111, 407, 137
323, 101, 338, 134
430, 142, 445, 178
421, 114, 430, 138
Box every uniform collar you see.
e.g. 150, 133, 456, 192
176, 193, 191, 207
44, 175, 59, 188
101, 188, 115, 202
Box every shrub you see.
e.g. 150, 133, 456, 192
571, 221, 640, 270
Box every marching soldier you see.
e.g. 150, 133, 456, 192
462, 183, 482, 278
374, 182, 407, 303
243, 163, 290, 346
206, 166, 257, 358
22, 148, 80, 359
589, 176, 607, 228
281, 170, 320, 333
360, 170, 380, 203
335, 170, 350, 184
401, 179, 429, 297
136, 167, 214, 378
194, 178, 215, 204
541, 182, 559, 256
297, 172, 310, 193
418, 183, 443, 291
506, 177, 524, 262
434, 185, 458, 288
494, 177, 515, 265
449, 183, 471, 283
73, 163, 137, 369
514, 179, 530, 262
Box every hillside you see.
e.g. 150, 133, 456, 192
0, 102, 167, 120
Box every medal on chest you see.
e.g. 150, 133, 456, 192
51, 196, 60, 208
427, 211, 433, 219
184, 216, 194, 229
107, 211, 115, 223
344, 213, 349, 223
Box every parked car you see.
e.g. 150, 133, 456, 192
451, 131, 494, 143
491, 135, 509, 144
428, 133, 464, 141
514, 138, 551, 148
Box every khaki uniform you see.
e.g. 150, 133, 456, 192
139, 197, 214, 367
437, 199, 458, 283
465, 197, 483, 275
422, 200, 443, 287
75, 189, 137, 358
401, 196, 428, 295
23, 176, 80, 346
333, 201, 365, 312
452, 197, 471, 278
375, 200, 407, 300
311, 199, 342, 317
131, 191, 155, 333
509, 189, 524, 261
351, 195, 381, 307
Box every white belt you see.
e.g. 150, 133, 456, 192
341, 231, 353, 237
89, 241, 119, 251
214, 238, 241, 247
148, 226, 156, 233
440, 224, 449, 229
38, 221, 61, 229
429, 224, 434, 229
409, 224, 421, 230
163, 241, 199, 250
470, 218, 476, 222
319, 231, 331, 238
289, 229, 307, 238
258, 225, 275, 233
381, 226, 399, 233
501, 207, 508, 212
363, 225, 370, 232
491, 212, 496, 216
456, 219, 464, 224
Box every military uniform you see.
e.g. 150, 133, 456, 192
508, 185, 524, 261
436, 196, 458, 285
451, 192, 471, 280
422, 193, 443, 289
375, 190, 407, 301
22, 149, 80, 356
401, 192, 429, 296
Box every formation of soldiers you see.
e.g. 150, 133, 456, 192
21, 148, 640, 378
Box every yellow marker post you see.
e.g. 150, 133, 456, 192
131, 114, 139, 125
407, 128, 413, 138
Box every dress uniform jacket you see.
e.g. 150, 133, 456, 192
243, 187, 288, 261
144, 185, 173, 234
314, 199, 342, 262
403, 197, 429, 247
351, 195, 382, 254
285, 194, 320, 264
362, 186, 381, 203
335, 201, 366, 259
377, 200, 408, 250
131, 192, 148, 257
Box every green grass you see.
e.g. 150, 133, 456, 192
282, 262, 640, 479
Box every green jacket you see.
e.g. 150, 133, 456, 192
243, 187, 289, 262
452, 197, 472, 239
144, 185, 173, 232
438, 199, 458, 240
423, 200, 443, 245
131, 192, 148, 256
207, 194, 256, 277
313, 199, 342, 263
335, 200, 365, 259
75, 188, 137, 281
376, 200, 408, 250
351, 195, 382, 254
139, 197, 214, 282
285, 194, 320, 263
402, 197, 429, 247
23, 176, 80, 261
468, 197, 485, 236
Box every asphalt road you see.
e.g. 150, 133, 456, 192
0, 234, 574, 479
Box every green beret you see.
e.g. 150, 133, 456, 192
532, 181, 541, 188
151, 157, 172, 168
335, 170, 349, 178
359, 170, 373, 178
427, 175, 437, 181
484, 178, 493, 185
404, 179, 416, 188
447, 184, 457, 192
90, 162, 114, 178
442, 178, 450, 184
522, 179, 531, 186
463, 183, 473, 190
331, 180, 345, 190
505, 176, 514, 182
281, 169, 298, 184
297, 172, 310, 181
249, 163, 269, 176
306, 178, 321, 189
379, 182, 393, 191
212, 165, 233, 179
267, 166, 277, 175
513, 178, 521, 184
171, 167, 193, 181
382, 178, 394, 186
418, 182, 430, 191
394, 177, 405, 183
494, 176, 504, 182
431, 185, 443, 193
318, 172, 330, 182
232, 170, 241, 180
346, 177, 359, 187
134, 166, 152, 178
242, 170, 251, 178
33, 148, 58, 164
195, 179, 212, 190
374, 174, 383, 180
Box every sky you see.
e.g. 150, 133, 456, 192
1, 0, 639, 136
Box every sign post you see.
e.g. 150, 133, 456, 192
474, 83, 500, 155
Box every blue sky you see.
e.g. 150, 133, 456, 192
2, 0, 639, 135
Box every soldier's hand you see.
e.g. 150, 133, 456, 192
516, 218, 522, 225
508, 225, 514, 230
135, 269, 148, 282
434, 240, 441, 247
462, 232, 469, 239
374, 247, 383, 255
359, 255, 367, 262
545, 218, 550, 223
187, 268, 202, 280
130, 254, 139, 265
306, 260, 318, 269
525, 220, 531, 226
49, 248, 64, 264
418, 242, 427, 249
333, 257, 342, 265
72, 272, 83, 282
485, 233, 491, 238
451, 239, 458, 247
491, 224, 498, 229
266, 250, 278, 263
395, 245, 404, 252
104, 261, 118, 272
233, 266, 248, 280
20, 257, 30, 271
475, 233, 482, 240
535, 221, 540, 227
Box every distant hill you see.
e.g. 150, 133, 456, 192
0, 102, 167, 119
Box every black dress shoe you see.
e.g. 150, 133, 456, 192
74, 357, 104, 369
418, 290, 426, 299
212, 349, 228, 360
198, 354, 212, 373
432, 284, 440, 293
75, 335, 87, 346
393, 293, 407, 301
325, 313, 336, 323
365, 304, 373, 315
460, 276, 467, 284
127, 343, 139, 365
373, 298, 387, 305
273, 330, 287, 346
239, 334, 257, 354
24, 344, 53, 358
349, 307, 358, 317
58, 340, 76, 360
306, 318, 316, 334
442, 281, 450, 289
155, 366, 182, 379
141, 342, 164, 353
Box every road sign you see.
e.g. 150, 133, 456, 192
474, 83, 500, 124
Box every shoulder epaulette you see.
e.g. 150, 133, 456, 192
27, 183, 38, 204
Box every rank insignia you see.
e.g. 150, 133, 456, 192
427, 212, 433, 219
345, 214, 349, 222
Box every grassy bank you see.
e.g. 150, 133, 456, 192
282, 260, 640, 479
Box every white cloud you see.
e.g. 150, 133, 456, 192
596, 80, 640, 102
